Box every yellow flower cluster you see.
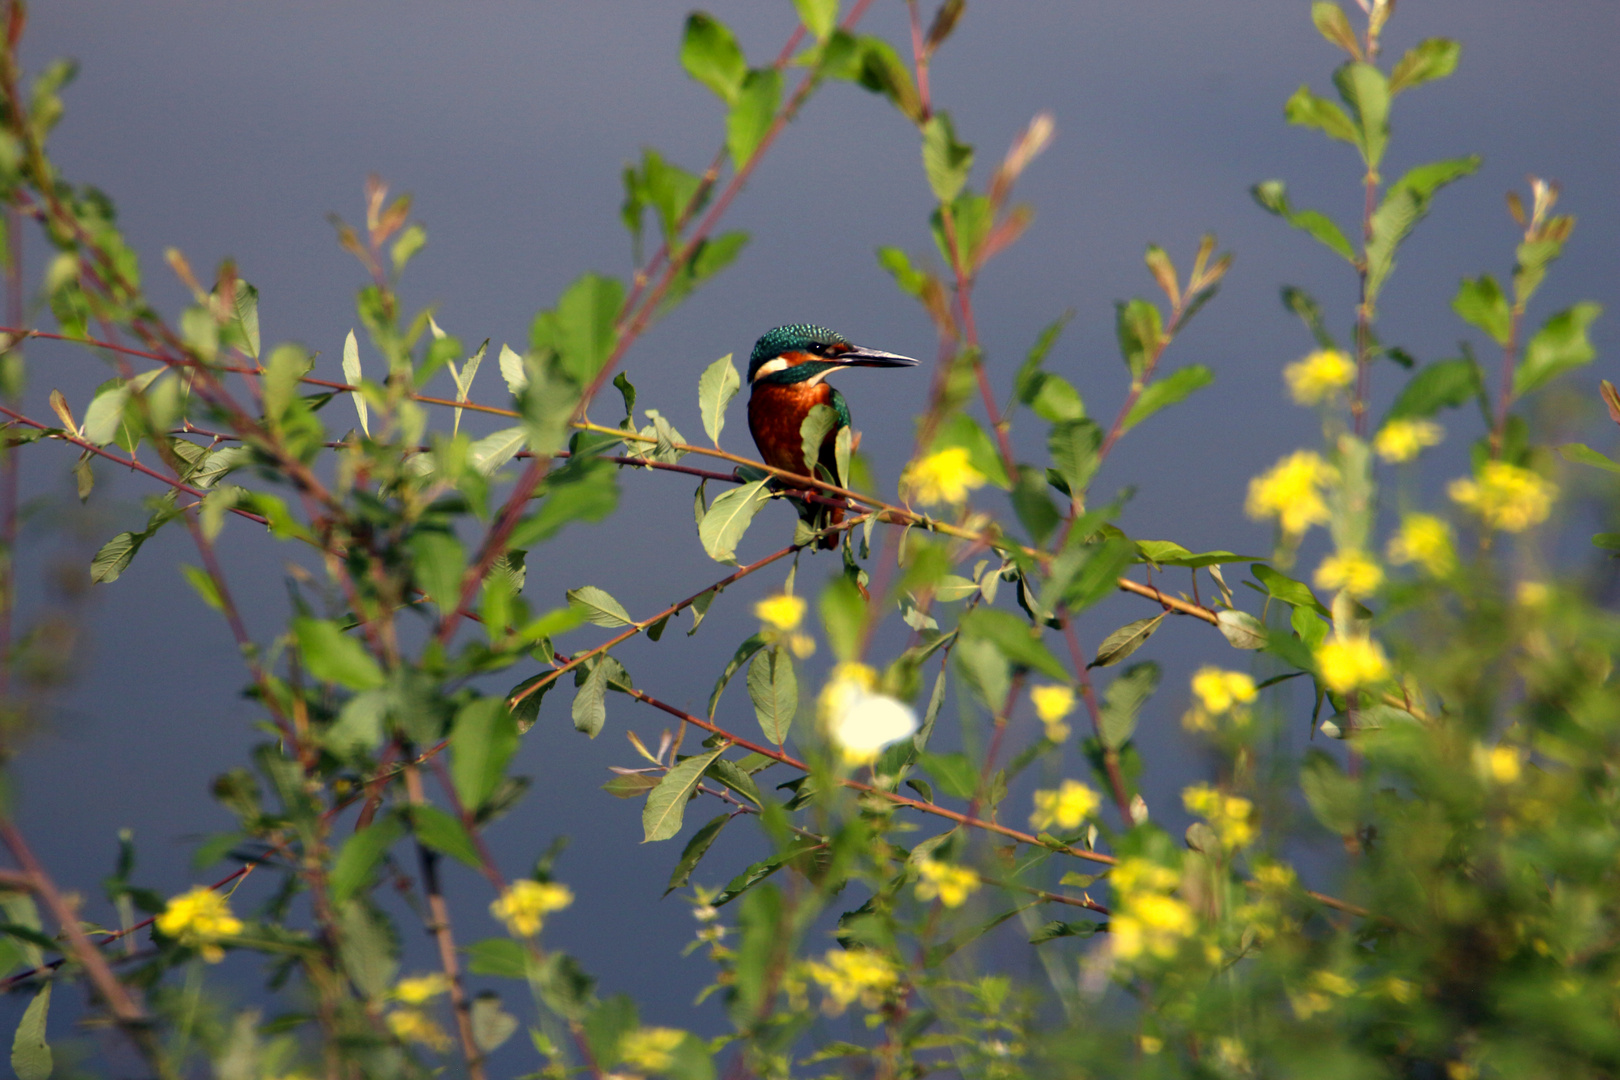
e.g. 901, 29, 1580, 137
804, 948, 901, 1015
156, 886, 244, 963
1030, 684, 1075, 742
1373, 418, 1443, 463
1314, 549, 1384, 597
1449, 461, 1557, 533
393, 973, 451, 1005
1246, 451, 1336, 537
1387, 513, 1456, 576
1289, 969, 1357, 1020
901, 446, 987, 507
1183, 783, 1256, 851
1316, 634, 1389, 693
914, 857, 979, 909
1184, 667, 1256, 732
387, 1008, 451, 1052
1108, 858, 1194, 963
819, 662, 917, 765
490, 879, 573, 937
620, 1027, 686, 1073
1029, 779, 1101, 833
1285, 349, 1356, 405
753, 593, 815, 658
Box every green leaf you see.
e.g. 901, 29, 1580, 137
1251, 181, 1355, 262
1388, 38, 1460, 95
408, 529, 466, 615
698, 479, 770, 565
409, 805, 482, 869
294, 618, 386, 691
80, 382, 130, 446
1365, 158, 1478, 302
959, 608, 1068, 680
799, 404, 838, 482
793, 0, 838, 40
499, 344, 528, 397
342, 329, 367, 436
1310, 2, 1361, 58
666, 814, 731, 895
1251, 564, 1330, 616
697, 354, 741, 447
1047, 418, 1101, 498
1115, 299, 1163, 379
746, 647, 797, 744
1099, 661, 1159, 749
1300, 749, 1358, 832
643, 749, 725, 842
1515, 302, 1601, 398
566, 585, 635, 628
819, 576, 866, 662
1121, 365, 1213, 433
922, 112, 974, 203
1393, 156, 1480, 202
681, 13, 747, 104
854, 36, 922, 121
930, 412, 1010, 489
467, 938, 531, 979
233, 281, 261, 360
1030, 919, 1101, 944
727, 69, 781, 170
1333, 62, 1390, 167
1388, 357, 1482, 420
471, 994, 520, 1054
920, 751, 978, 800
1452, 275, 1511, 346
180, 564, 224, 611
470, 425, 528, 476
708, 634, 767, 718
573, 656, 630, 739
450, 698, 519, 812
1216, 609, 1267, 650
1283, 85, 1359, 144
512, 457, 620, 549
705, 758, 762, 807
531, 273, 625, 385
330, 817, 405, 907
1560, 443, 1620, 475
1090, 614, 1165, 669
11, 984, 50, 1080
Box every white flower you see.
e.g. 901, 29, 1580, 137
819, 663, 917, 765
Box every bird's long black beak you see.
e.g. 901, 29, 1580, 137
839, 346, 919, 368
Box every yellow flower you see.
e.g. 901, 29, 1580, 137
754, 593, 805, 632
393, 973, 451, 1005
1316, 634, 1389, 693
1373, 418, 1443, 463
1388, 513, 1455, 576
1030, 684, 1075, 742
803, 948, 900, 1014
1029, 779, 1101, 833
1314, 549, 1384, 597
388, 1008, 451, 1052
1484, 745, 1522, 785
1190, 668, 1256, 715
901, 446, 987, 507
490, 879, 573, 937
156, 886, 244, 963
1183, 783, 1255, 850
1246, 451, 1336, 537
1284, 349, 1356, 405
1109, 858, 1193, 963
914, 857, 980, 909
620, 1027, 686, 1073
1449, 461, 1557, 532
819, 662, 916, 765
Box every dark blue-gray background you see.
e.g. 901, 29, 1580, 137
7, 0, 1617, 1060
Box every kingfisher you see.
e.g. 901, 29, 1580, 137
746, 324, 918, 549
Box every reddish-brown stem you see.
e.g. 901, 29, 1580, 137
1063, 620, 1134, 822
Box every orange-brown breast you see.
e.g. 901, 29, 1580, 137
748, 379, 836, 478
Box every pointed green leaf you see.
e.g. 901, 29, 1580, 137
922, 112, 974, 203
698, 479, 771, 565
1515, 302, 1601, 398
1388, 357, 1482, 420
81, 382, 130, 446
330, 817, 405, 906
1121, 365, 1213, 433
643, 748, 725, 842
1560, 443, 1620, 475
1452, 276, 1511, 345
566, 585, 635, 628
1389, 38, 1460, 95
681, 13, 747, 104
470, 425, 529, 476
450, 698, 519, 812
666, 814, 731, 894
727, 69, 781, 170
499, 344, 528, 396
959, 608, 1068, 680
708, 634, 767, 718
746, 647, 797, 744
698, 354, 741, 447
1115, 299, 1162, 379
1333, 62, 1390, 167
408, 805, 482, 869
1099, 661, 1159, 749
294, 618, 386, 691
531, 274, 624, 385
1090, 614, 1165, 668
11, 984, 50, 1080
343, 329, 367, 436
1047, 418, 1101, 498
1283, 84, 1358, 144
